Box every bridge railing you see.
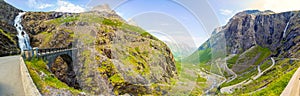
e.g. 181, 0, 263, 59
37, 47, 68, 54
22, 47, 71, 59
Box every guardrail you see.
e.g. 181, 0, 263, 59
37, 47, 68, 54
22, 47, 70, 59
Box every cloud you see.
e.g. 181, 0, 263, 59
54, 0, 85, 13
27, 0, 54, 9
248, 0, 300, 13
219, 9, 234, 16
160, 23, 169, 26
219, 9, 238, 25
38, 4, 53, 9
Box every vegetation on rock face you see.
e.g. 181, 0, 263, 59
20, 10, 177, 95
0, 29, 16, 45
46, 16, 79, 25
25, 58, 83, 95
184, 10, 300, 95
0, 28, 19, 56
233, 58, 300, 95
0, 29, 20, 56
226, 54, 239, 69
0, 1, 21, 56
220, 46, 271, 88
232, 45, 271, 73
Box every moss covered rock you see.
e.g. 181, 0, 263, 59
21, 9, 177, 95
0, 1, 22, 56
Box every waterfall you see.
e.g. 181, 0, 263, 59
283, 22, 290, 38
14, 12, 32, 52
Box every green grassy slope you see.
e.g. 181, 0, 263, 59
220, 46, 271, 87
232, 58, 300, 95
25, 58, 83, 94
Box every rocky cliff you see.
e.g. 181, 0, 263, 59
0, 1, 21, 56
20, 6, 177, 95
223, 10, 300, 57
191, 10, 300, 64
187, 10, 300, 94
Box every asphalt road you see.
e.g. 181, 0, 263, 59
220, 57, 276, 93
0, 56, 25, 96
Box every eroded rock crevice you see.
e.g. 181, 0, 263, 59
51, 55, 81, 89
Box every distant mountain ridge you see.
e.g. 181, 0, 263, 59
188, 9, 300, 67
197, 10, 300, 57
186, 10, 300, 95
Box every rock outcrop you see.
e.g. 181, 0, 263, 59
221, 10, 300, 57
188, 10, 300, 74
20, 6, 177, 95
0, 1, 22, 56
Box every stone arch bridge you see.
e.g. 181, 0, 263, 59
22, 47, 77, 71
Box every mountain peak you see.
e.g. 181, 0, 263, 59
235, 10, 275, 16
91, 4, 112, 12
243, 10, 261, 14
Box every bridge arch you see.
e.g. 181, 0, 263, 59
49, 54, 80, 89
25, 47, 80, 89
48, 54, 73, 73
48, 54, 73, 72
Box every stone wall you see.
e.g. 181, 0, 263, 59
19, 57, 41, 96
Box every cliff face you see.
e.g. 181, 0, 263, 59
188, 10, 300, 74
0, 1, 21, 56
21, 8, 177, 95
183, 10, 300, 95
223, 10, 300, 57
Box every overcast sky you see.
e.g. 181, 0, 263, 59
5, 0, 300, 56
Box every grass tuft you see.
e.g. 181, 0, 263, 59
25, 58, 83, 94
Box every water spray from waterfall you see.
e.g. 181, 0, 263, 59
14, 12, 32, 52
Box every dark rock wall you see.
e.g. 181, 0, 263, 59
219, 10, 300, 57
0, 1, 22, 56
